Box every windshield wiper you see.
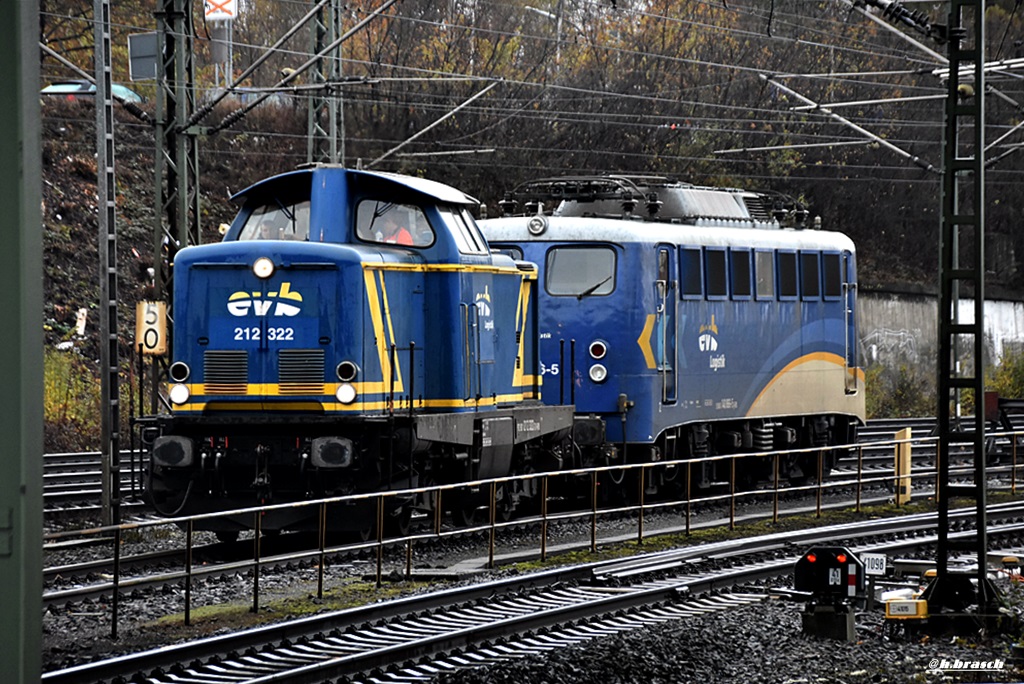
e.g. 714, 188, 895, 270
577, 275, 611, 300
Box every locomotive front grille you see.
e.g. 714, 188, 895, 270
204, 350, 249, 394
278, 349, 325, 394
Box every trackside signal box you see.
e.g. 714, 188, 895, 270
794, 546, 866, 599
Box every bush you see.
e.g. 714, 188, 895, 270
44, 347, 101, 452
865, 362, 935, 419
988, 347, 1024, 401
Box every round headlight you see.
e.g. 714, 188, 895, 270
527, 216, 548, 236
589, 363, 608, 383
253, 256, 275, 279
169, 383, 191, 405
589, 340, 607, 360
336, 361, 359, 382
169, 361, 190, 382
336, 383, 357, 404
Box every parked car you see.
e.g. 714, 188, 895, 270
41, 80, 146, 104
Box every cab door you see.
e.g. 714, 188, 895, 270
656, 245, 677, 404
842, 251, 859, 393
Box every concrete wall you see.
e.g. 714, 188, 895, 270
860, 291, 1024, 371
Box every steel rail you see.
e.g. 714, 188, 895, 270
41, 501, 1024, 683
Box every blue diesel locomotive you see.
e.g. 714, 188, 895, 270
480, 176, 865, 491
141, 166, 573, 536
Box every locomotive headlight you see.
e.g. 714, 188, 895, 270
336, 383, 357, 404
526, 215, 548, 236
336, 361, 359, 382
169, 383, 191, 405
589, 363, 608, 383
589, 340, 607, 360
168, 361, 190, 382
253, 256, 275, 279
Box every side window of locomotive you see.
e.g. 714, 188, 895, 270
238, 200, 311, 241
822, 252, 842, 299
438, 207, 488, 255
730, 249, 752, 299
492, 245, 523, 260
800, 251, 820, 300
705, 248, 728, 300
681, 247, 703, 299
778, 251, 798, 300
355, 201, 434, 248
545, 246, 616, 297
755, 250, 775, 300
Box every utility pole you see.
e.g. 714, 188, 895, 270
922, 0, 999, 623
0, 0, 43, 679
153, 0, 201, 401
95, 0, 121, 527
854, 0, 997, 627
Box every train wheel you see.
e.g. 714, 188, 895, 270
384, 506, 412, 538
495, 483, 517, 523
451, 505, 478, 528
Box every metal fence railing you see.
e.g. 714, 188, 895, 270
43, 427, 1024, 639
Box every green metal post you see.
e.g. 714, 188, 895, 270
0, 0, 43, 679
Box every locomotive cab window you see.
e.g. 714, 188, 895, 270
778, 251, 798, 300
546, 246, 616, 297
681, 247, 703, 299
492, 245, 523, 261
439, 207, 488, 255
801, 251, 820, 300
238, 200, 311, 241
755, 250, 774, 300
356, 201, 433, 247
823, 252, 842, 299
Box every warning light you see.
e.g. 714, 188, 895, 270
836, 553, 848, 563
807, 553, 817, 563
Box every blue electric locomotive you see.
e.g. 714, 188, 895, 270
480, 176, 865, 489
141, 166, 572, 535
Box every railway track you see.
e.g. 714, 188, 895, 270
43, 450, 145, 519
41, 501, 1024, 684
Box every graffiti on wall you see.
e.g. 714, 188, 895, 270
862, 327, 922, 365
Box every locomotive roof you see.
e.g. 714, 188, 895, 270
497, 175, 808, 228
479, 214, 856, 253
230, 165, 478, 206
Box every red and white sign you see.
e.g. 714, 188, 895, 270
204, 0, 237, 20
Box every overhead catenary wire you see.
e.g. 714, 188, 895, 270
762, 74, 940, 174
367, 81, 499, 168
210, 0, 401, 134
183, 0, 331, 129
36, 0, 1024, 181
714, 139, 876, 154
